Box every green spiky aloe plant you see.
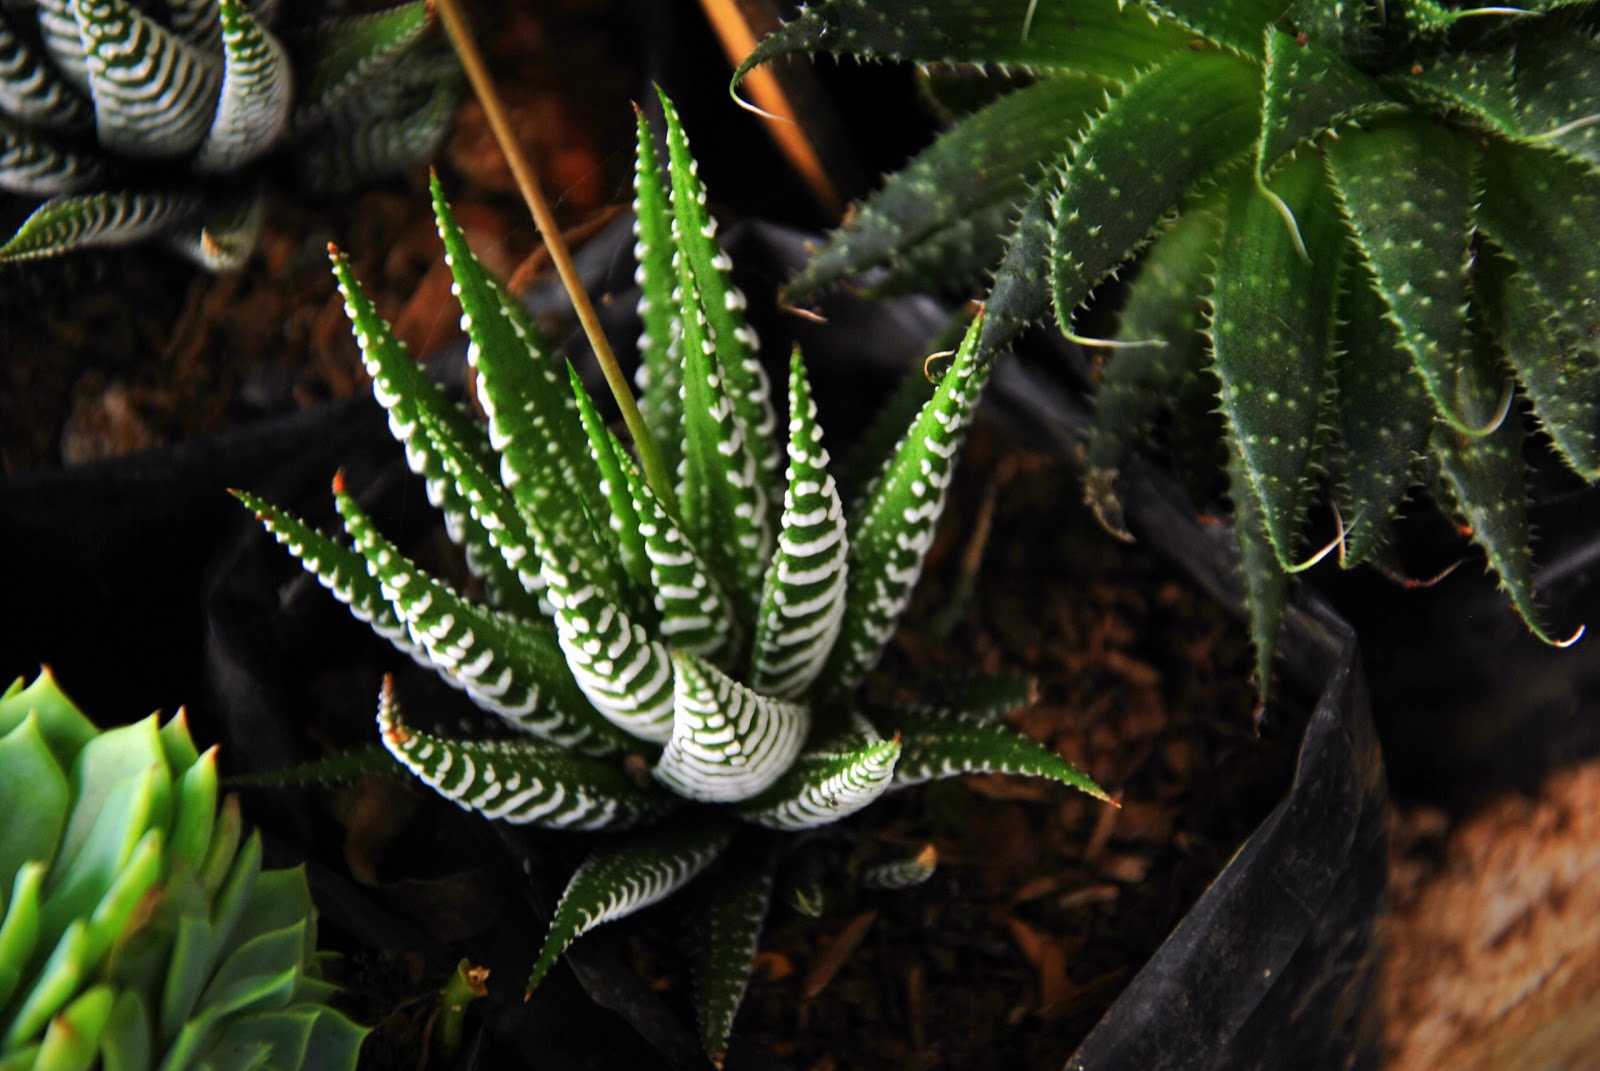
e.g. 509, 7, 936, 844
237, 89, 1112, 1064
0, 668, 367, 1071
738, 0, 1600, 697
0, 0, 459, 267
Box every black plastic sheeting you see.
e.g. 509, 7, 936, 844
0, 219, 1391, 1070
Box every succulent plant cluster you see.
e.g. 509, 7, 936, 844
0, 668, 366, 1071
740, 0, 1600, 694
239, 90, 1111, 1062
0, 0, 458, 267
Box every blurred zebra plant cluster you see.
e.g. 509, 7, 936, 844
0, 0, 459, 267
239, 90, 1111, 1063
0, 668, 366, 1071
740, 0, 1600, 694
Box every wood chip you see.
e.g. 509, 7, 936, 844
802, 910, 878, 1000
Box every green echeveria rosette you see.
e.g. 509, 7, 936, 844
242, 88, 1114, 1066
736, 0, 1600, 700
0, 668, 367, 1071
0, 0, 461, 268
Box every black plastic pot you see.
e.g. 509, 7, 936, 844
1, 216, 1388, 1070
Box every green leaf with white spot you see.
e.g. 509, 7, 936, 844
653, 651, 810, 804
1087, 202, 1222, 537
630, 105, 683, 480
0, 191, 201, 262
826, 314, 993, 694
525, 817, 733, 995
1048, 50, 1263, 333
734, 0, 1193, 87
750, 348, 849, 700
330, 244, 543, 619
788, 74, 1115, 302
1513, 28, 1600, 172
1479, 139, 1600, 350
1430, 414, 1569, 645
75, 0, 221, 158
1289, 0, 1375, 55
658, 89, 782, 552
332, 481, 632, 755
1257, 29, 1394, 181
1210, 154, 1342, 567
892, 713, 1110, 800
1227, 450, 1290, 700
192, 0, 290, 174
430, 176, 617, 591
734, 725, 900, 830
1138, 0, 1287, 58
1390, 48, 1520, 138
374, 679, 674, 831
1485, 253, 1600, 479
1327, 116, 1497, 433
1331, 256, 1434, 565
690, 841, 775, 1067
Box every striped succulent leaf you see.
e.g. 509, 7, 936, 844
0, 0, 457, 263
691, 842, 776, 1068
246, 89, 1109, 1062
742, 0, 1600, 697
860, 843, 939, 891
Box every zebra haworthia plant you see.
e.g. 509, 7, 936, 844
738, 0, 1600, 696
0, 0, 458, 267
238, 89, 1111, 1064
0, 668, 367, 1071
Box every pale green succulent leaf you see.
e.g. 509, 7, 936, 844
233, 490, 434, 672
734, 727, 900, 830
33, 982, 113, 1071
328, 243, 544, 618
1210, 154, 1342, 567
892, 713, 1110, 800
1138, 0, 1287, 58
0, 715, 69, 896
0, 13, 92, 132
1478, 139, 1600, 351
1087, 201, 1222, 536
691, 841, 775, 1067
331, 481, 632, 755
750, 348, 849, 699
525, 817, 733, 995
1257, 30, 1396, 180
733, 0, 1193, 85
79, 830, 165, 980
429, 177, 618, 594
1430, 416, 1568, 644
653, 651, 811, 803
1332, 256, 1434, 566
168, 748, 219, 874
826, 313, 994, 694
3, 919, 90, 1049
192, 0, 290, 174
788, 74, 1116, 301
203, 1007, 320, 1071
156, 712, 201, 775
375, 680, 675, 830
1327, 115, 1495, 433
0, 116, 107, 196
99, 990, 151, 1071
630, 105, 684, 480
0, 863, 47, 1012
0, 671, 95, 767
0, 191, 202, 262
1489, 259, 1600, 480
1048, 50, 1263, 332
75, 0, 221, 158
